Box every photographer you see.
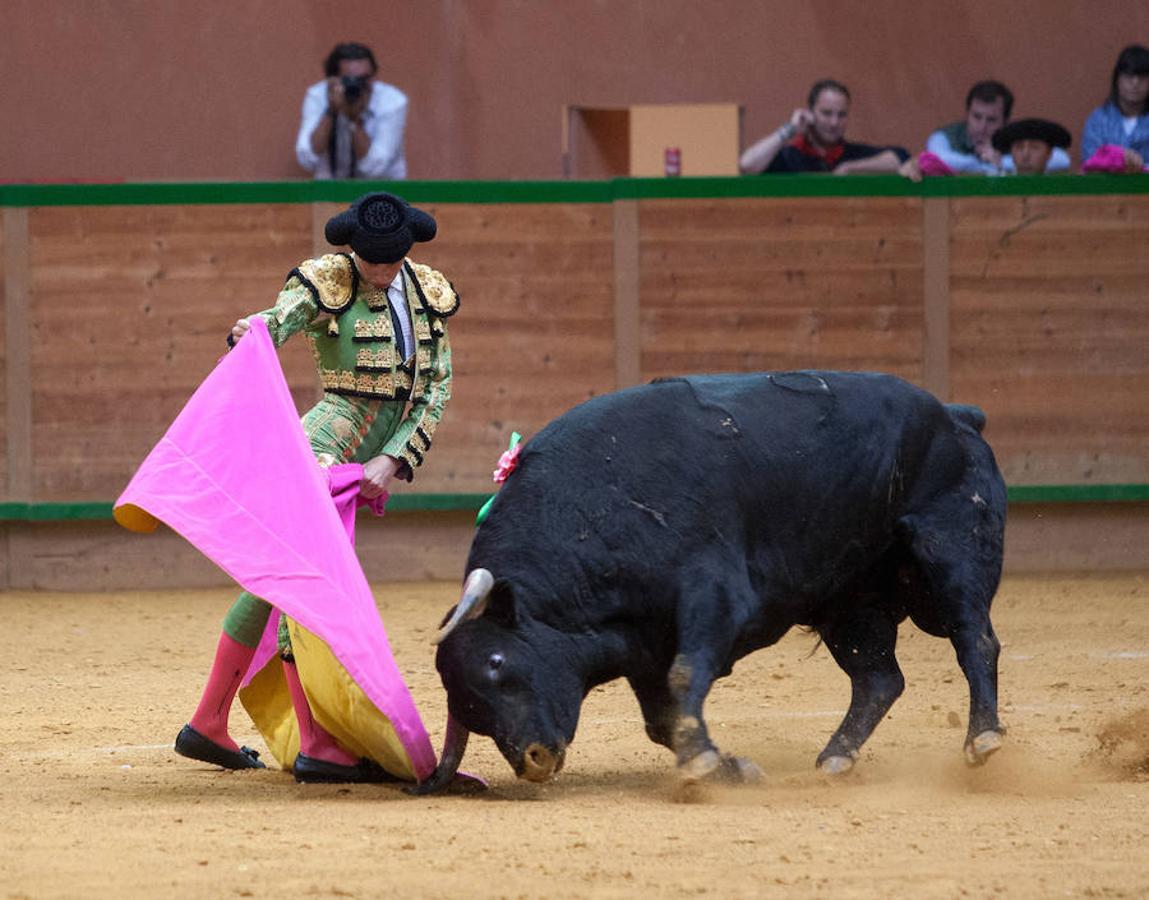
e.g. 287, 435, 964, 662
295, 42, 408, 180
739, 79, 908, 175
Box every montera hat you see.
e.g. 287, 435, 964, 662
991, 118, 1072, 154
324, 192, 437, 263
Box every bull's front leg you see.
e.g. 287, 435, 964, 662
667, 652, 762, 784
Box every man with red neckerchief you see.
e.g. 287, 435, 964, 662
740, 79, 909, 175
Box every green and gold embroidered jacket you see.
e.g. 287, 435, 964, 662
252, 253, 458, 475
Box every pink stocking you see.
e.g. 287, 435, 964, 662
282, 659, 358, 766
188, 631, 256, 753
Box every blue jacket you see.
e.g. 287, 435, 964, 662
1082, 102, 1149, 162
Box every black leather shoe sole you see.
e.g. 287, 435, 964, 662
174, 723, 266, 770
293, 752, 399, 784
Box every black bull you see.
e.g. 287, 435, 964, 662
418, 371, 1007, 792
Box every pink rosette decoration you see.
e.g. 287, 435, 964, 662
493, 442, 522, 483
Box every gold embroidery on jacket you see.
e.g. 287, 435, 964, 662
353, 317, 392, 340
407, 262, 460, 316
356, 347, 396, 371
296, 255, 355, 313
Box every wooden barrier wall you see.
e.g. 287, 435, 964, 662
949, 194, 1149, 484
1, 177, 1147, 586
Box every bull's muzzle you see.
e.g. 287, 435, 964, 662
518, 742, 565, 782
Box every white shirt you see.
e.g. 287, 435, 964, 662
388, 269, 414, 361
295, 79, 408, 180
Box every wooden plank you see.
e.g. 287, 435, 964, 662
950, 195, 1149, 485
3, 207, 29, 502
921, 197, 950, 400
311, 201, 342, 258
3, 513, 475, 590
7, 502, 1149, 589
386, 202, 617, 492
1005, 503, 1149, 573
0, 524, 8, 588
637, 196, 924, 381
28, 204, 315, 501
0, 209, 7, 502
613, 199, 641, 389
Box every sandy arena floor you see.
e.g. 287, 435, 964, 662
2, 573, 1148, 899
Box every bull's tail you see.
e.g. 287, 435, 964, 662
946, 403, 987, 433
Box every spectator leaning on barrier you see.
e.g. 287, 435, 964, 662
924, 80, 1072, 175
991, 118, 1073, 176
739, 79, 909, 175
295, 42, 408, 180
900, 81, 1070, 180
1081, 44, 1149, 173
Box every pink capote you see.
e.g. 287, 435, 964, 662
114, 317, 436, 781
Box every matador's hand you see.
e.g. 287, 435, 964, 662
227, 318, 251, 348
361, 454, 401, 500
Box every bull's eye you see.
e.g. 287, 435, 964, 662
487, 652, 504, 673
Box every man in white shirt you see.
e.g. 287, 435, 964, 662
295, 42, 408, 180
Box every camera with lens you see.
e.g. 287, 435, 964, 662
340, 75, 369, 103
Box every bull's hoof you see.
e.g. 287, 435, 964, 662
677, 749, 720, 783
678, 751, 762, 784
964, 729, 1004, 766
717, 754, 763, 783
817, 755, 856, 776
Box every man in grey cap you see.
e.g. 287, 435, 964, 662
175, 191, 459, 783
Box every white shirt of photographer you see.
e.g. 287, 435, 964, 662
295, 79, 408, 180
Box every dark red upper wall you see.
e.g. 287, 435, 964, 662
5, 0, 1146, 181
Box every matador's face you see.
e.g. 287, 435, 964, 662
354, 256, 403, 289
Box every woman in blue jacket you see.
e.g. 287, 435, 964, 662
1082, 44, 1149, 171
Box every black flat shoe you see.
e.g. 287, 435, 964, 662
292, 752, 400, 784
174, 723, 266, 770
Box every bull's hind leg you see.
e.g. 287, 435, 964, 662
817, 604, 904, 774
903, 502, 1006, 766
952, 616, 1004, 765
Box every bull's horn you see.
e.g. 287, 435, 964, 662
431, 568, 494, 645
406, 714, 474, 795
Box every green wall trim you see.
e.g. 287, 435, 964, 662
1, 486, 1146, 521
2, 174, 1147, 208
1005, 484, 1149, 504
0, 494, 493, 522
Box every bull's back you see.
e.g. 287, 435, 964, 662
471, 372, 983, 620
535, 371, 950, 499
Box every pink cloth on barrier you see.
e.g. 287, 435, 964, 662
113, 318, 435, 780
917, 151, 955, 177
1081, 144, 1145, 174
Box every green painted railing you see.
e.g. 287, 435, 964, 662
0, 494, 489, 522
2, 173, 1148, 208
0, 486, 1146, 522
